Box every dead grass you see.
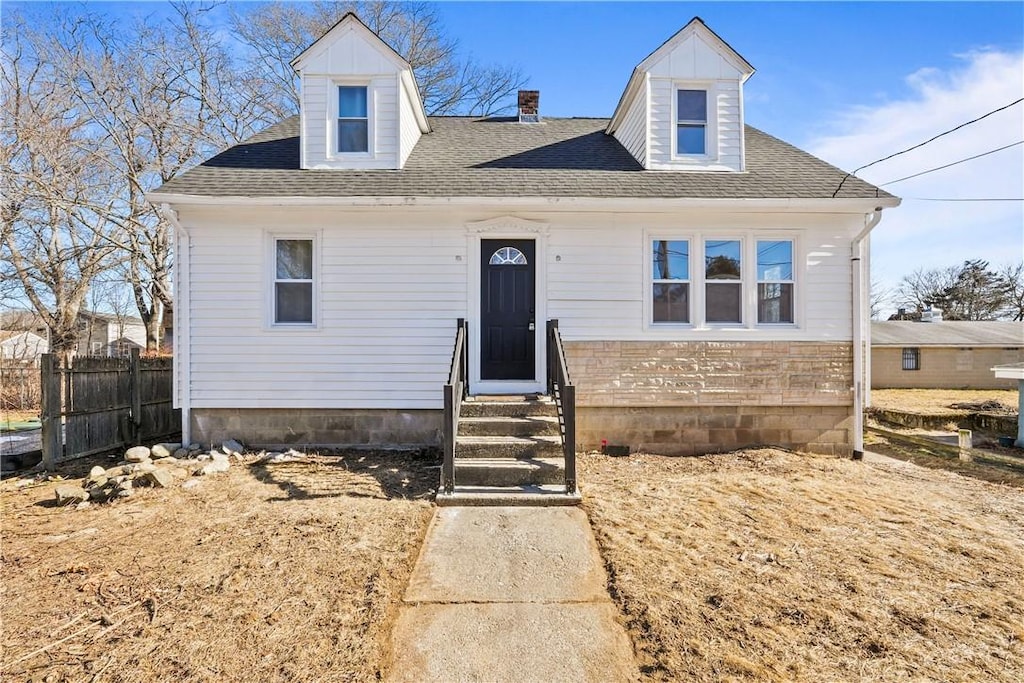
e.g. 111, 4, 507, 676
872, 389, 1018, 415
0, 450, 436, 682
581, 449, 1024, 682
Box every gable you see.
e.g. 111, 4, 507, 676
291, 13, 408, 75
638, 17, 754, 82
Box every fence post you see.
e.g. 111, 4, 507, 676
40, 353, 62, 470
129, 348, 142, 445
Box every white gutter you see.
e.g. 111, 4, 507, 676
157, 202, 191, 447
852, 208, 884, 459
146, 192, 900, 213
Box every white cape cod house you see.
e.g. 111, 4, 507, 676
149, 14, 898, 501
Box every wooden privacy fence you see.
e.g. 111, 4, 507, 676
40, 350, 180, 469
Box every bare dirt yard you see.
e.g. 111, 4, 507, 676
1, 450, 435, 682
871, 388, 1018, 415
581, 449, 1024, 682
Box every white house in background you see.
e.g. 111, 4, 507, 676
75, 311, 148, 358
0, 330, 48, 365
150, 15, 898, 467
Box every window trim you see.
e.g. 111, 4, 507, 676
671, 81, 717, 161
755, 239, 796, 325
651, 238, 693, 326
644, 230, 801, 331
330, 81, 374, 159
267, 232, 320, 329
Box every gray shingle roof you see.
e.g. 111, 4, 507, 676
872, 321, 1024, 347
153, 115, 894, 201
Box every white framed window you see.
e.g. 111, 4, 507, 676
646, 232, 800, 329
676, 89, 707, 156
756, 240, 794, 324
336, 84, 371, 155
704, 239, 742, 324
271, 236, 316, 326
651, 239, 691, 324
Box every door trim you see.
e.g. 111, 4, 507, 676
466, 218, 548, 395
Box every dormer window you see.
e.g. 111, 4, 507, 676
338, 86, 369, 153
676, 89, 707, 156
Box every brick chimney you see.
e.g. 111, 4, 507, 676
518, 90, 540, 122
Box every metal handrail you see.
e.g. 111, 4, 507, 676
441, 318, 468, 494
546, 320, 577, 494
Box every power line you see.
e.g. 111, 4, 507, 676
832, 97, 1024, 197
878, 140, 1024, 186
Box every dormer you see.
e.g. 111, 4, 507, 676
291, 13, 430, 170
607, 17, 755, 172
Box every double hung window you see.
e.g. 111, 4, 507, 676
756, 240, 794, 324
338, 86, 369, 153
704, 240, 742, 323
274, 238, 314, 325
652, 240, 690, 323
676, 89, 707, 156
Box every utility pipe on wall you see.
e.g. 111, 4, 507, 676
851, 208, 884, 459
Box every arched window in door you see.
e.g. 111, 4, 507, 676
488, 246, 528, 266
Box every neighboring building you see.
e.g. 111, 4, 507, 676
872, 320, 1024, 389
0, 330, 48, 365
149, 14, 898, 459
76, 311, 148, 358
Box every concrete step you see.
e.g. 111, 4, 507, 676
454, 457, 565, 487
460, 396, 556, 419
436, 484, 582, 507
458, 416, 561, 438
455, 435, 563, 459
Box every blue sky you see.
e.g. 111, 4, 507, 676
9, 1, 1024, 314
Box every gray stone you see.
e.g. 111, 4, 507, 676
151, 442, 182, 458
86, 475, 109, 490
182, 479, 202, 490
55, 485, 89, 505
187, 443, 201, 452
199, 456, 230, 476
88, 486, 111, 503
153, 457, 178, 467
143, 469, 175, 488
116, 479, 133, 491
129, 462, 157, 474
87, 466, 107, 481
173, 448, 189, 459
105, 465, 131, 477
116, 488, 133, 498
124, 446, 151, 463
221, 439, 244, 456
170, 467, 189, 479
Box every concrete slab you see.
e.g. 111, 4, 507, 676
404, 507, 607, 603
388, 603, 640, 683
387, 506, 641, 682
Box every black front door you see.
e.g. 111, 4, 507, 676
481, 239, 535, 380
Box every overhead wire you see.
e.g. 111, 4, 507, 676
877, 140, 1024, 186
831, 97, 1024, 197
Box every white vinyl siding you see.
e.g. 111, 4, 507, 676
398, 77, 422, 167
178, 206, 860, 412
648, 78, 741, 171
612, 78, 648, 167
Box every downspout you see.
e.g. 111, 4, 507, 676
157, 202, 191, 447
851, 208, 884, 459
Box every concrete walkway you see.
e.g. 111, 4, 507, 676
386, 507, 640, 682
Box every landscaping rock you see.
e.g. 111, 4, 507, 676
105, 466, 131, 478
200, 455, 230, 476
221, 439, 244, 456
55, 485, 89, 506
129, 462, 157, 475
88, 486, 112, 503
187, 443, 201, 452
152, 442, 182, 458
125, 446, 151, 463
153, 457, 179, 467
87, 475, 109, 490
170, 467, 189, 479
143, 469, 175, 488
87, 466, 107, 481
173, 448, 189, 459
182, 479, 202, 490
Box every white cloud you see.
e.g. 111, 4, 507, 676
808, 50, 1024, 313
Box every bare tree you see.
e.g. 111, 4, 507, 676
24, 3, 272, 351
870, 279, 891, 320
230, 1, 528, 118
998, 261, 1024, 321
1, 15, 122, 362
894, 264, 960, 316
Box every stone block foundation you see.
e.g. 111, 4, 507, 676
189, 409, 442, 450
577, 405, 854, 456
